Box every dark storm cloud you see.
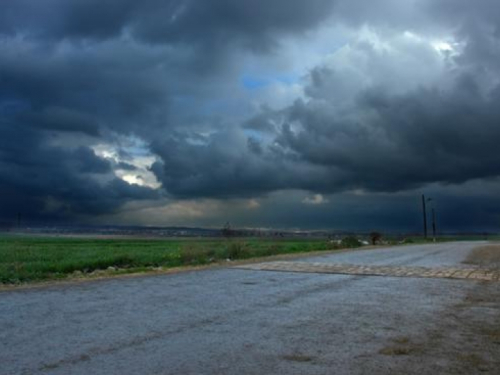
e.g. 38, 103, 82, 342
2, 0, 500, 230
0, 0, 338, 77
272, 74, 500, 193
426, 0, 500, 32
0, 0, 338, 222
0, 0, 336, 45
151, 42, 500, 202
0, 0, 339, 139
0, 39, 172, 137
131, 0, 336, 51
0, 0, 135, 40
150, 130, 289, 198
19, 107, 101, 136
0, 116, 158, 221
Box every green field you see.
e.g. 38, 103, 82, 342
2, 234, 493, 285
0, 235, 348, 284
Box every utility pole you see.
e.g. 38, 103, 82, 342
421, 194, 427, 239
432, 208, 436, 242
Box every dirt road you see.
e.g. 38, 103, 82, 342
1, 242, 499, 374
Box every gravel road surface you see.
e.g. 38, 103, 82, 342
1, 242, 499, 374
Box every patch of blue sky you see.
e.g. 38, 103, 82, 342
241, 75, 271, 90
241, 73, 301, 90
274, 73, 301, 85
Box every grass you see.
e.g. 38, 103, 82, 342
0, 235, 339, 284
2, 233, 490, 285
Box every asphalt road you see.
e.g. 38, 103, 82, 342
1, 242, 499, 374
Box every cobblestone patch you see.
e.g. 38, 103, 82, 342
235, 261, 500, 281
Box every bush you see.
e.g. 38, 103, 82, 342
227, 242, 245, 259
180, 246, 208, 265
340, 236, 362, 248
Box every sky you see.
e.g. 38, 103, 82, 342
1, 0, 500, 232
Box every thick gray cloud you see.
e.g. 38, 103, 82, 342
0, 0, 336, 45
1, 0, 500, 230
0, 116, 158, 222
152, 13, 500, 197
273, 74, 500, 192
0, 0, 338, 224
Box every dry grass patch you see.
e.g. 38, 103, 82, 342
456, 353, 488, 369
464, 244, 500, 269
479, 327, 500, 344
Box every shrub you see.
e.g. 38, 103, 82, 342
227, 242, 245, 259
180, 246, 207, 265
340, 236, 362, 248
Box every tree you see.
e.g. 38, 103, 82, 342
370, 232, 382, 245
